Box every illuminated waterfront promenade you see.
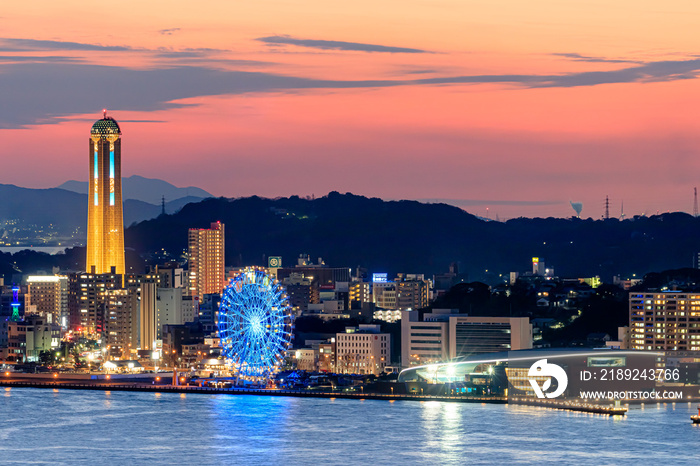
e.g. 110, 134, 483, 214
0, 377, 506, 404
0, 376, 631, 415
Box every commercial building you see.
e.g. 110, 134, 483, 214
5, 314, 60, 363
294, 348, 316, 371
372, 274, 430, 312
188, 222, 225, 299
197, 293, 219, 335
156, 288, 197, 339
336, 324, 391, 375
282, 274, 319, 312
449, 316, 532, 357
401, 309, 533, 367
317, 340, 336, 372
401, 310, 450, 367
629, 292, 700, 351
86, 113, 125, 276
275, 255, 352, 287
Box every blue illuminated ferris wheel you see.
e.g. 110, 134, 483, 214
218, 267, 294, 379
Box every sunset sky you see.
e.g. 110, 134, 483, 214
2, 1, 700, 219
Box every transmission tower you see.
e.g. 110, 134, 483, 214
604, 195, 609, 220
694, 187, 698, 218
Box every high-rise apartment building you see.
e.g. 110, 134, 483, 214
68, 272, 121, 336
26, 276, 68, 326
629, 292, 700, 351
125, 274, 160, 351
86, 113, 125, 276
104, 289, 137, 359
188, 222, 225, 299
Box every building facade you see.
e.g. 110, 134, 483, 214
336, 324, 391, 375
401, 310, 450, 367
449, 316, 532, 357
26, 275, 68, 326
188, 222, 225, 299
86, 113, 125, 276
401, 309, 533, 367
68, 272, 121, 336
104, 289, 137, 359
629, 292, 700, 351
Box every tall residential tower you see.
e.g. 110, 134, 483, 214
86, 112, 125, 276
188, 222, 225, 299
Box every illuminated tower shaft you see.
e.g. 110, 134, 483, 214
86, 114, 125, 276
10, 285, 20, 322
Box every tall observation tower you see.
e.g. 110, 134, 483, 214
86, 111, 125, 276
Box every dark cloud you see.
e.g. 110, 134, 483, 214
553, 53, 642, 64
3, 58, 700, 128
0, 38, 131, 52
256, 35, 430, 53
159, 28, 181, 36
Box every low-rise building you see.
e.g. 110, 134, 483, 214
401, 309, 533, 367
336, 324, 390, 375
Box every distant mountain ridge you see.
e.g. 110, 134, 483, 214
0, 184, 86, 230
58, 175, 212, 205
0, 177, 213, 241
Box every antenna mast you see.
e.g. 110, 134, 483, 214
694, 188, 698, 218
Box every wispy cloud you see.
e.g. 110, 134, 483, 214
0, 55, 81, 63
553, 52, 642, 64
158, 28, 181, 36
0, 38, 131, 52
256, 35, 430, 53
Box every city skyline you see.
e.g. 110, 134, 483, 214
1, 2, 700, 219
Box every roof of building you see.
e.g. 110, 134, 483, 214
91, 117, 121, 137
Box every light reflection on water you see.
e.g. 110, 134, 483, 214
0, 388, 698, 465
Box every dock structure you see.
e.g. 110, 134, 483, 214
509, 396, 627, 415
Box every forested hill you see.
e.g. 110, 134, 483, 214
125, 192, 700, 282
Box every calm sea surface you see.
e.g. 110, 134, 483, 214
0, 387, 698, 465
